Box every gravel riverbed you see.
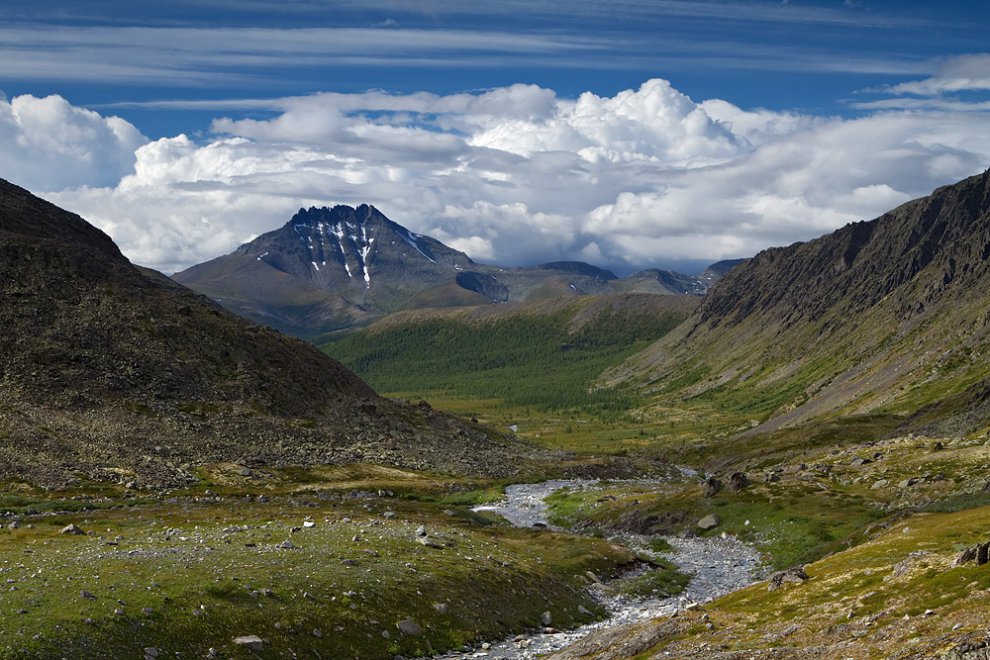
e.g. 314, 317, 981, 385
435, 478, 765, 659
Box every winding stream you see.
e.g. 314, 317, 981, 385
437, 479, 765, 659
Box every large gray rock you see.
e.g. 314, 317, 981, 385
767, 566, 809, 592
697, 514, 720, 531
396, 618, 423, 635
232, 636, 264, 652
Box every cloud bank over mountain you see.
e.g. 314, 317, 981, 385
5, 71, 989, 274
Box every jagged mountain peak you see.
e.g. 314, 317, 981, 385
175, 203, 737, 337
289, 203, 383, 227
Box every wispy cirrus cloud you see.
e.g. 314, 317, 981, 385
886, 53, 990, 95
139, 0, 940, 28
854, 54, 990, 113
0, 25, 606, 85
0, 17, 944, 89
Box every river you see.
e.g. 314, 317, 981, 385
434, 478, 765, 659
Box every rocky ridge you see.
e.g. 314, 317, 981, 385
605, 169, 990, 436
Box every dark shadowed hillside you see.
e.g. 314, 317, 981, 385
0, 179, 528, 487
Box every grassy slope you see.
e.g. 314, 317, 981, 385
323, 295, 697, 453
0, 465, 641, 659
650, 503, 990, 658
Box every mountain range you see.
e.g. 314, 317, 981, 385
0, 178, 531, 487
173, 204, 741, 338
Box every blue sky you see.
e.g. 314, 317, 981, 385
1, 0, 989, 274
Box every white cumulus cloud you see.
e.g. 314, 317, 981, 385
0, 94, 147, 191
8, 77, 990, 276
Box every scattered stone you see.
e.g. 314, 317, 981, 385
697, 514, 720, 531
312, 628, 322, 638
850, 457, 872, 467
956, 541, 990, 566
432, 602, 447, 613
898, 477, 919, 489
302, 520, 316, 528
417, 536, 443, 549
415, 525, 427, 537
60, 524, 85, 535
541, 611, 553, 626
924, 609, 935, 617
871, 479, 889, 490
578, 605, 592, 616
396, 619, 423, 636
585, 571, 601, 584
702, 477, 722, 497
143, 648, 159, 659
80, 590, 96, 600
278, 540, 296, 550
956, 546, 978, 566
233, 635, 265, 652
767, 566, 809, 592
727, 472, 749, 491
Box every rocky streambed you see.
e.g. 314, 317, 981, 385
436, 479, 765, 659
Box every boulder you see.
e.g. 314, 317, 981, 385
233, 636, 264, 652
702, 477, 722, 497
960, 541, 990, 566
59, 524, 85, 535
727, 472, 749, 491
697, 514, 720, 531
767, 566, 809, 592
396, 618, 423, 636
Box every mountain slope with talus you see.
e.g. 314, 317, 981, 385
603, 169, 990, 438
174, 205, 732, 339
0, 179, 528, 487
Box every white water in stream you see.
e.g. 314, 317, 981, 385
434, 479, 765, 659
